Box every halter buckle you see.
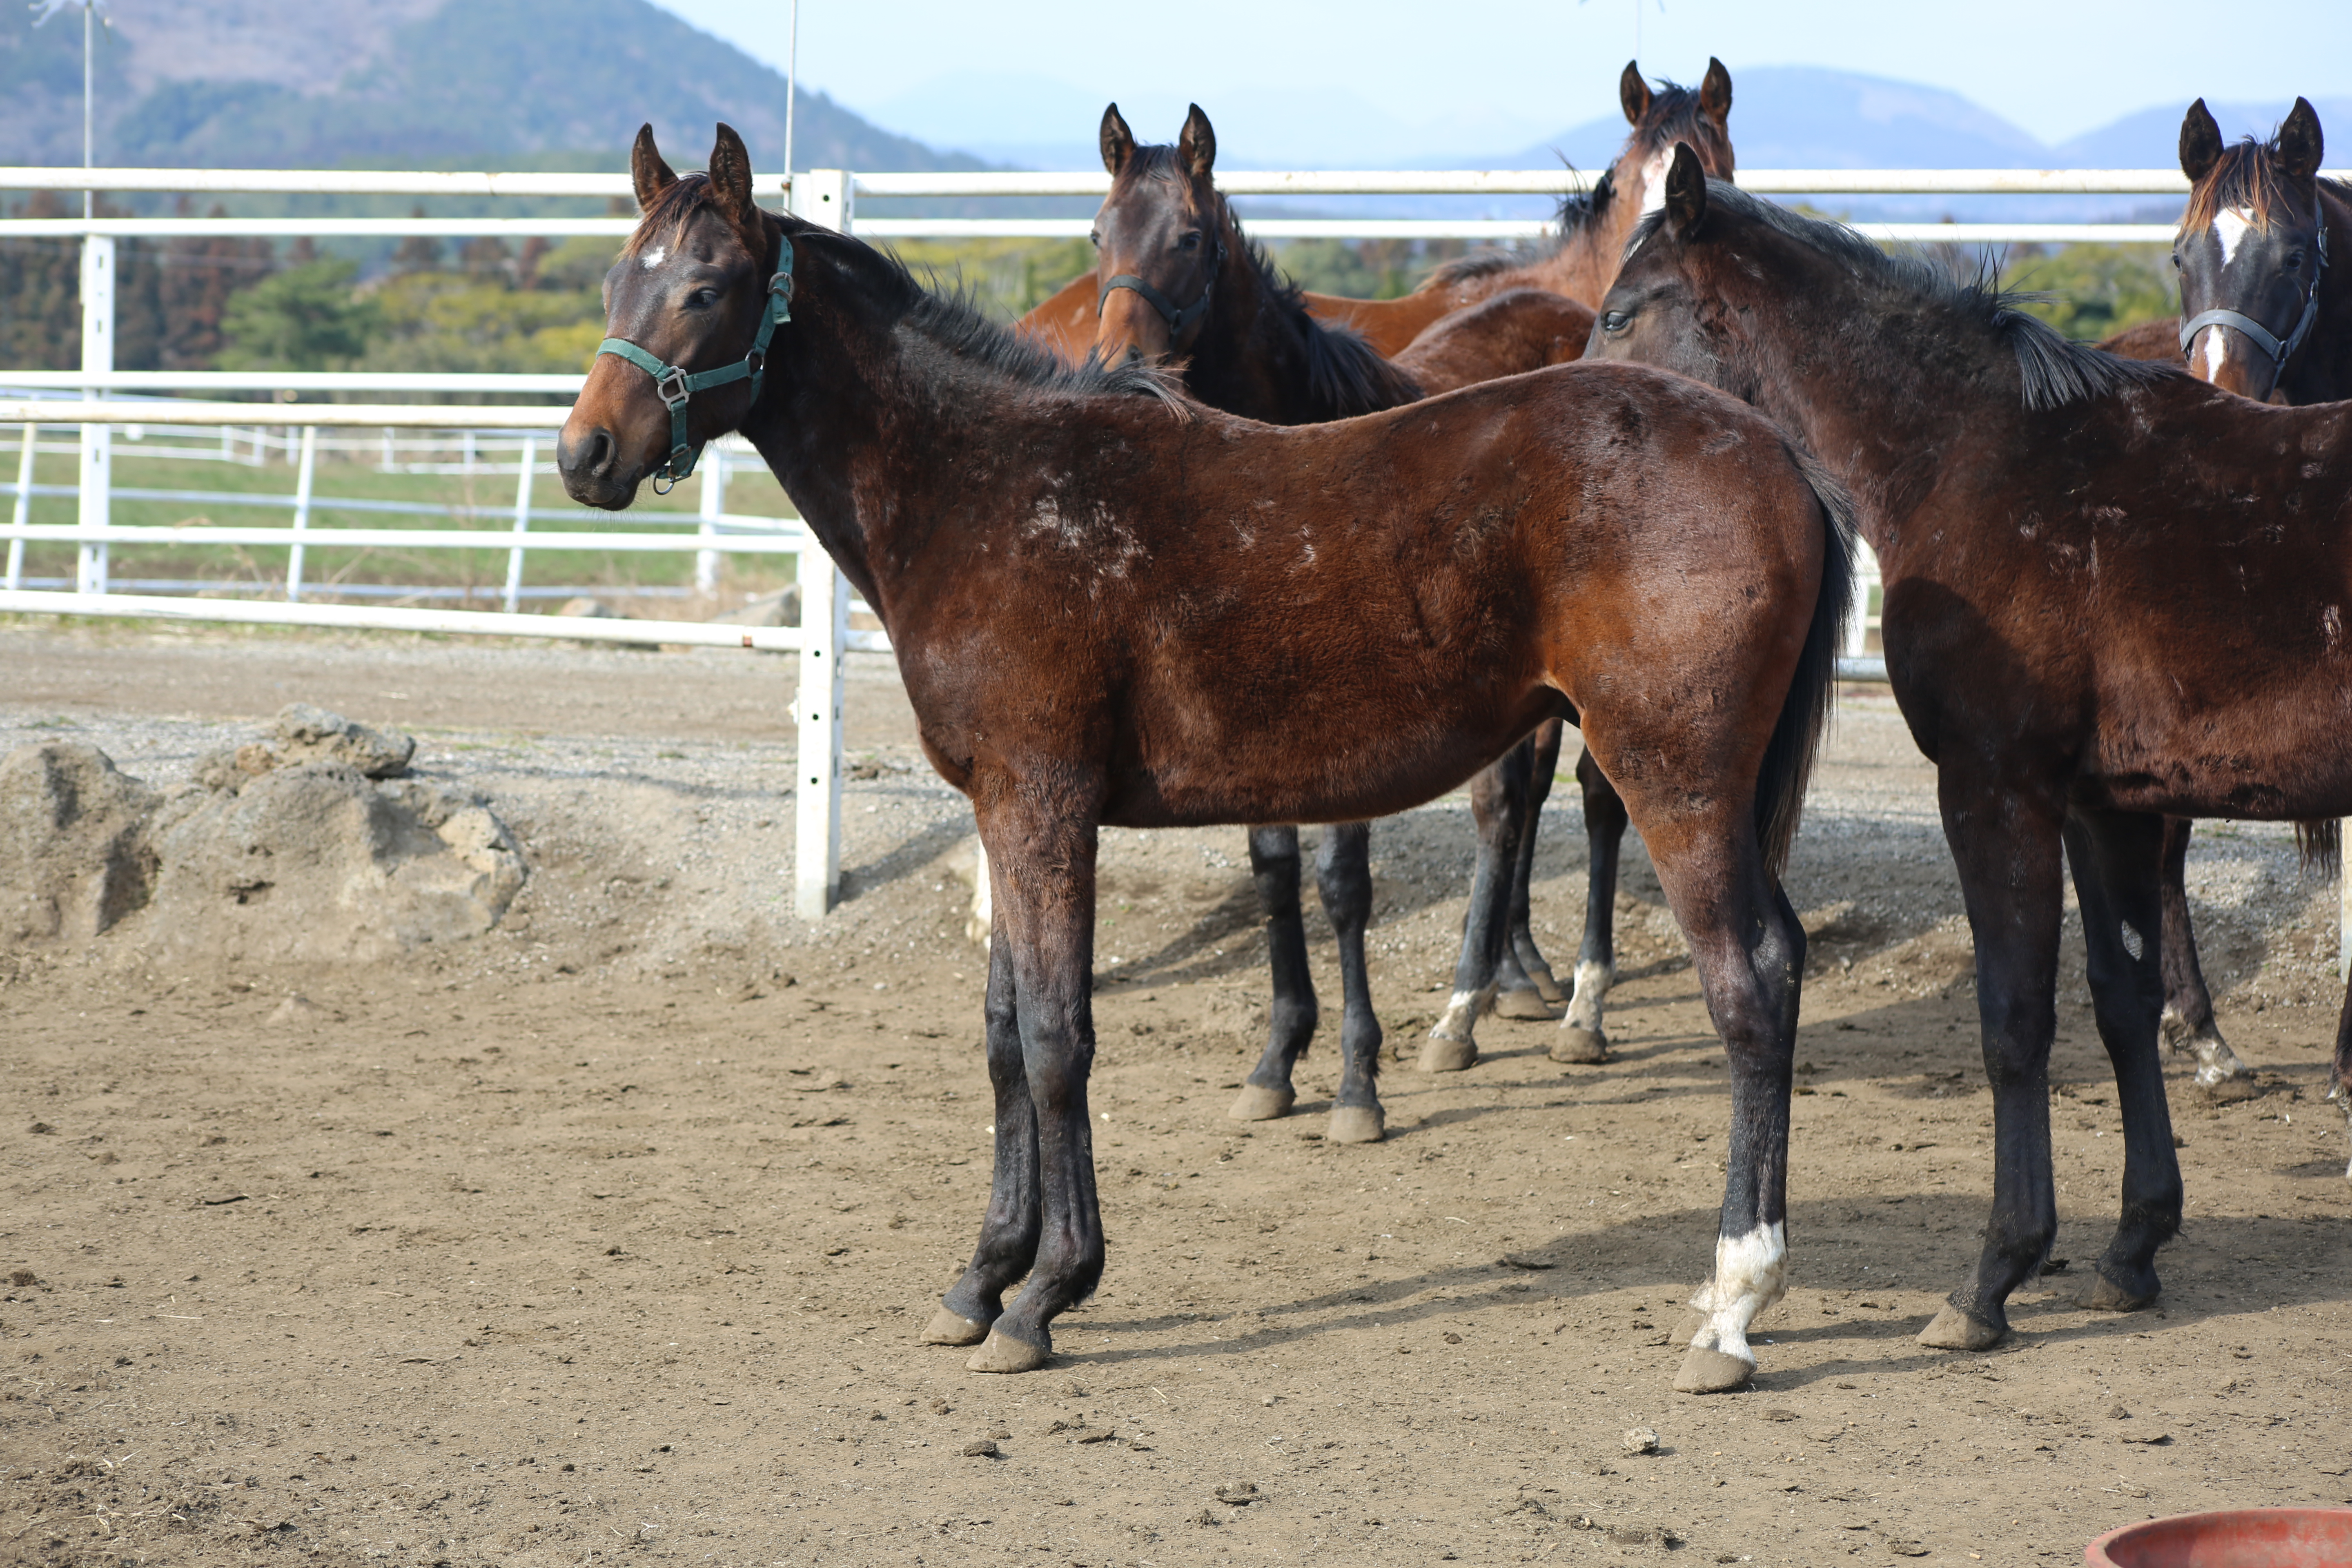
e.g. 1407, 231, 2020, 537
653, 365, 691, 409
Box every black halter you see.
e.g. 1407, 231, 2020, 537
2178, 200, 2331, 370
1097, 238, 1227, 342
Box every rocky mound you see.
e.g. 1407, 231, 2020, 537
0, 705, 524, 965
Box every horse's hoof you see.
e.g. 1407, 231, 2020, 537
1418, 1036, 1478, 1074
1918, 1303, 2006, 1351
921, 1307, 991, 1346
1551, 1027, 1610, 1065
1672, 1346, 1754, 1394
2198, 1073, 2263, 1105
1670, 1307, 1708, 1348
1494, 987, 1563, 1021
965, 1327, 1050, 1373
1228, 1084, 1296, 1122
1326, 1104, 1385, 1144
2080, 1271, 2159, 1314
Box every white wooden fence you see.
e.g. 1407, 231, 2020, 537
0, 162, 2305, 933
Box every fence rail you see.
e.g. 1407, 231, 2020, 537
0, 162, 2261, 929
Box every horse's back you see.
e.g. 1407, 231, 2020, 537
2099, 316, 2186, 368
1394, 289, 1595, 394
1014, 271, 1100, 365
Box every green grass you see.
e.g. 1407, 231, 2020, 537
7, 438, 802, 600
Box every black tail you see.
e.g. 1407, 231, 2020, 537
2295, 818, 2341, 878
1753, 444, 1860, 877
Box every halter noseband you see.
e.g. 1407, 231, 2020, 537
2178, 203, 2330, 372
596, 237, 793, 492
1097, 238, 1227, 343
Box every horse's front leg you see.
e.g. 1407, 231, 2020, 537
1423, 739, 1532, 1072
1317, 822, 1386, 1143
1557, 745, 1628, 1066
2064, 808, 2184, 1313
1919, 776, 2067, 1352
967, 805, 1106, 1374
1495, 718, 1567, 1018
2156, 815, 2250, 1087
925, 898, 1038, 1346
2332, 983, 2352, 1181
1230, 826, 1320, 1121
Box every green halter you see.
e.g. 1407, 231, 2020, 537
596, 239, 793, 491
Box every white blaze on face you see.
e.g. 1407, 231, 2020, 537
2197, 323, 2232, 380
2212, 207, 2255, 268
640, 245, 667, 270
1683, 1220, 1788, 1365
1635, 149, 1674, 218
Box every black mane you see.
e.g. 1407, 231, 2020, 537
1227, 229, 1422, 419
1635, 182, 2177, 411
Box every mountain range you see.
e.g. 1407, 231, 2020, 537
0, 0, 2342, 220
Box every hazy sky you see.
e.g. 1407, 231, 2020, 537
654, 0, 2352, 149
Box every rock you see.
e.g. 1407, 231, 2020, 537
273, 704, 415, 779
267, 994, 326, 1026
0, 742, 162, 944
1213, 1483, 1260, 1506
708, 585, 802, 628
960, 1438, 998, 1458
147, 760, 526, 964
1621, 1427, 1660, 1455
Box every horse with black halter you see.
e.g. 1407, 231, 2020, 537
1592, 149, 2352, 1355
561, 125, 1855, 1391
1064, 105, 1609, 1142
1018, 60, 1733, 364
2100, 98, 2352, 1102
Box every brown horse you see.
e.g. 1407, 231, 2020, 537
560, 125, 1855, 1392
1074, 106, 1608, 1145
2097, 98, 2352, 1096
1592, 151, 2352, 1359
1018, 60, 1733, 364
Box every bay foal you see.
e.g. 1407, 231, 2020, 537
1594, 152, 2352, 1354
560, 126, 1855, 1391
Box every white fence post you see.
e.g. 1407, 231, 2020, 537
696, 444, 726, 595
1845, 537, 1882, 659
285, 425, 318, 601
795, 543, 845, 919
6, 423, 32, 591
76, 236, 112, 595
503, 434, 537, 614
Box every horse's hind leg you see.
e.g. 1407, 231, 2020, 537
1317, 822, 1386, 1143
2063, 808, 2185, 1311
1920, 780, 2066, 1352
2331, 981, 2352, 1181
1424, 741, 1532, 1072
927, 911, 1040, 1347
1556, 746, 1628, 1066
1627, 815, 1802, 1395
1231, 826, 1319, 1122
2157, 815, 2251, 1088
1494, 719, 1567, 1019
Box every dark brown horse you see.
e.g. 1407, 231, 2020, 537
2098, 99, 2352, 1100
560, 125, 1855, 1391
1018, 60, 1733, 364
1592, 151, 2352, 1357
1074, 105, 1610, 1140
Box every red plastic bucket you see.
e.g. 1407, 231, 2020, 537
2086, 1508, 2352, 1567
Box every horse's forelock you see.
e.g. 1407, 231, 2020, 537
2182, 140, 2297, 236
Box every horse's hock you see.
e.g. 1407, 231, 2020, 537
0, 705, 524, 965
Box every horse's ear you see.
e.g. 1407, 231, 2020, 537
1100, 103, 1135, 177
1662, 142, 1708, 238
2275, 97, 2324, 179
708, 123, 758, 234
1699, 58, 1733, 128
2180, 99, 2225, 183
631, 124, 678, 212
1179, 104, 1217, 178
1619, 62, 1652, 126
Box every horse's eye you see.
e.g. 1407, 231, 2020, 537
686, 289, 718, 309
2171, 253, 2183, 270
1601, 310, 1632, 334
1089, 231, 1100, 248
1179, 232, 1202, 253
2286, 252, 2305, 272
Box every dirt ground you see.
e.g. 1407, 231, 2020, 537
2, 621, 2348, 1568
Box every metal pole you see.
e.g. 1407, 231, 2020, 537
285, 424, 317, 601
76, 236, 111, 594
783, 0, 799, 191
696, 443, 726, 595
503, 434, 536, 614
5, 423, 33, 591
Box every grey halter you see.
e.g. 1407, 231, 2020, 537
2178, 203, 2330, 368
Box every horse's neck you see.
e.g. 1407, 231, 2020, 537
1523, 160, 1647, 307
2282, 183, 2352, 404
1185, 235, 1298, 423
